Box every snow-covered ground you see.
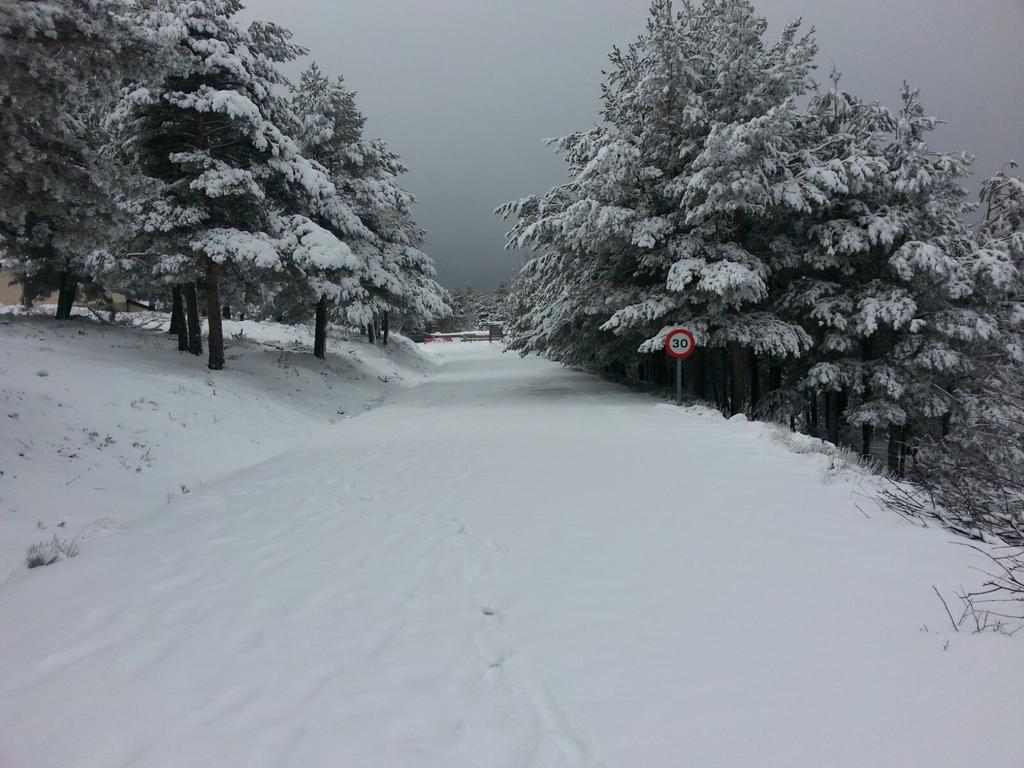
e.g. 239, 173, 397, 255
1, 332, 1023, 767
0, 308, 435, 579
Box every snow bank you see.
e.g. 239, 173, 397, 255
0, 308, 434, 579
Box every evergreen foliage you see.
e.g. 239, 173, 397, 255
499, 0, 1023, 484
0, 1, 448, 365
0, 0, 154, 314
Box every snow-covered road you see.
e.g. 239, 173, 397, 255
2, 342, 1023, 767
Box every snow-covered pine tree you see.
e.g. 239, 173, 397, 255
889, 166, 1024, 535
501, 0, 1003, 461
490, 281, 511, 327
458, 283, 510, 331
0, 0, 155, 317
974, 164, 1024, 366
854, 85, 980, 469
290, 63, 447, 353
502, 0, 828, 408
458, 287, 483, 331
774, 82, 994, 467
344, 140, 448, 344
772, 74, 898, 450
868, 85, 978, 468
434, 289, 465, 333
286, 62, 363, 354
474, 287, 496, 329
106, 1, 369, 370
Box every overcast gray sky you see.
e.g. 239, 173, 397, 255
240, 0, 1024, 290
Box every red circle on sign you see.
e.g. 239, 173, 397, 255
665, 329, 696, 360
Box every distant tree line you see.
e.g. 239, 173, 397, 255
498, 0, 1024, 538
1, 0, 450, 369
431, 283, 511, 333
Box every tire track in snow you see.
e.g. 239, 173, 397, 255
325, 412, 607, 767
0, 430, 544, 766
474, 603, 603, 768
429, 461, 606, 768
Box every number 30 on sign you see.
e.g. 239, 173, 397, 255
665, 328, 696, 359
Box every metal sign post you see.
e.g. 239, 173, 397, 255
676, 357, 683, 406
665, 328, 697, 406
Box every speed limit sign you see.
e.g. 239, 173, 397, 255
665, 328, 697, 405
665, 328, 696, 360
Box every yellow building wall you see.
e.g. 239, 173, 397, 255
0, 270, 140, 312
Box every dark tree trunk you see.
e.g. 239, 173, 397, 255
899, 424, 911, 477
749, 350, 761, 416
169, 285, 184, 336
809, 393, 819, 435
55, 271, 77, 320
837, 388, 850, 445
56, 273, 67, 319
222, 304, 231, 320
205, 262, 225, 370
887, 425, 903, 476
173, 285, 188, 352
884, 428, 901, 475
313, 294, 328, 360
382, 311, 390, 346
184, 281, 203, 356
860, 342, 874, 459
826, 390, 841, 446
861, 424, 874, 459
713, 348, 728, 414
694, 346, 707, 399
176, 315, 189, 352
367, 322, 376, 344
687, 346, 707, 399
769, 362, 783, 392
728, 341, 747, 416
